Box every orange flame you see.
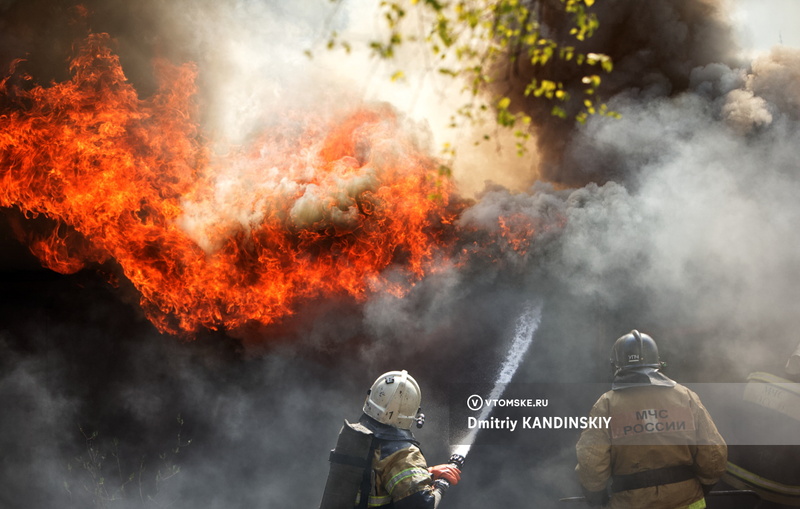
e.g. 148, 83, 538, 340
498, 214, 536, 254
0, 34, 460, 337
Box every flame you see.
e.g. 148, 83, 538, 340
499, 214, 537, 254
0, 33, 460, 337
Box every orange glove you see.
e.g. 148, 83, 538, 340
428, 464, 461, 486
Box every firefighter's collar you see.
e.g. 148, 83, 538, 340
612, 367, 676, 391
358, 414, 418, 442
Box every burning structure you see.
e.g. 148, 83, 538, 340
1, 0, 800, 508
0, 34, 464, 337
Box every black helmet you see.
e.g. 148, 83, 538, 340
610, 329, 661, 375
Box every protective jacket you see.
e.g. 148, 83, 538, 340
356, 414, 441, 509
576, 375, 727, 509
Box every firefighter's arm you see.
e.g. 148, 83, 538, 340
575, 396, 613, 498
689, 391, 728, 486
383, 446, 442, 509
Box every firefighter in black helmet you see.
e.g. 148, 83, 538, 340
575, 330, 728, 509
609, 329, 674, 388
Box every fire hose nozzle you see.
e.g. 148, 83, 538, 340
432, 454, 466, 494
448, 453, 466, 470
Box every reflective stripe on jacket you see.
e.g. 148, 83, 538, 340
362, 443, 433, 508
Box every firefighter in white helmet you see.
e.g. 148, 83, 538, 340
320, 370, 461, 509
575, 330, 728, 509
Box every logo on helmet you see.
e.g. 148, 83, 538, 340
628, 354, 640, 362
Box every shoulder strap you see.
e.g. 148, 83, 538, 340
356, 437, 379, 509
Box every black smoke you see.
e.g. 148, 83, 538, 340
488, 0, 745, 187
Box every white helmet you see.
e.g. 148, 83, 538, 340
363, 370, 422, 430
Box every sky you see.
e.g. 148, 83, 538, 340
733, 0, 800, 53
